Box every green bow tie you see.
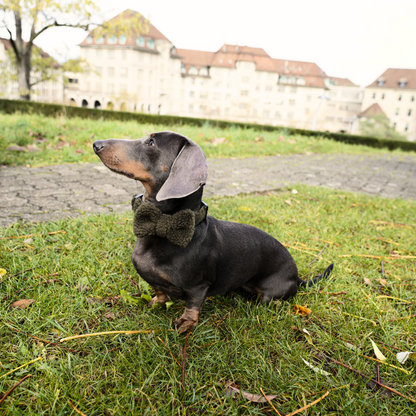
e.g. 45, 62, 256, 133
131, 195, 208, 248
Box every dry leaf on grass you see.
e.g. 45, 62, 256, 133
284, 200, 292, 206
364, 277, 372, 286
378, 278, 388, 285
301, 357, 331, 376
370, 339, 387, 362
0, 268, 7, 277
288, 139, 297, 144
104, 312, 115, 321
225, 385, 277, 403
293, 304, 311, 316
7, 145, 27, 152
11, 299, 35, 309
397, 351, 416, 364
210, 137, 228, 146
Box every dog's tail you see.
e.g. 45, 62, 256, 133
298, 263, 334, 287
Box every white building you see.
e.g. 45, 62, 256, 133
361, 68, 416, 141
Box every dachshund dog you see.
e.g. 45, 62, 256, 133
93, 132, 333, 333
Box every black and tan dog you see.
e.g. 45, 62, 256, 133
93, 132, 333, 332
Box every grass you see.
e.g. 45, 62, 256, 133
0, 113, 412, 167
1, 185, 416, 415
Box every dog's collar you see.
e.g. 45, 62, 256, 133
131, 194, 208, 248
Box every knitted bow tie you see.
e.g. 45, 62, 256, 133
131, 195, 208, 248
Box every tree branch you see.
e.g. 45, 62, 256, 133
4, 26, 19, 59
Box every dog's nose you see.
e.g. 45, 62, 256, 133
93, 140, 104, 153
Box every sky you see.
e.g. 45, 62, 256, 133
25, 0, 416, 87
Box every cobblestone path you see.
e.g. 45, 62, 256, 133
1, 153, 416, 227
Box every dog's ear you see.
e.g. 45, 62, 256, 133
156, 141, 208, 201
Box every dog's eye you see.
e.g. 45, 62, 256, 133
148, 139, 155, 147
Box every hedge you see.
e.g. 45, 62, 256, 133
1, 98, 416, 153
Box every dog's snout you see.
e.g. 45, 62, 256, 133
93, 140, 104, 153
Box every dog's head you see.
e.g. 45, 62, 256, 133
93, 131, 208, 201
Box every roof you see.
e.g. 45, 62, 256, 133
1, 38, 50, 58
367, 68, 416, 90
80, 9, 171, 48
176, 49, 215, 67
328, 77, 358, 87
359, 103, 386, 118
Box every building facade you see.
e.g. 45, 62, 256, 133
360, 68, 416, 141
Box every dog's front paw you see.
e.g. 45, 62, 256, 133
174, 308, 199, 333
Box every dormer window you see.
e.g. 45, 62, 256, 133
377, 77, 385, 87
96, 36, 105, 44
296, 76, 305, 86
279, 75, 287, 84
171, 46, 177, 55
136, 36, 145, 47
108, 35, 117, 44
399, 78, 407, 88
235, 46, 239, 51
119, 35, 127, 45
181, 64, 186, 74
222, 46, 227, 52
86, 35, 93, 44
199, 67, 209, 77
188, 66, 198, 76
288, 76, 296, 84
147, 38, 155, 49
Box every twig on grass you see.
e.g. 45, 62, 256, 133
342, 312, 377, 327
0, 230, 66, 240
0, 357, 42, 380
0, 374, 32, 405
308, 244, 328, 267
157, 337, 181, 367
360, 355, 410, 374
286, 391, 330, 416
68, 400, 87, 416
328, 357, 416, 403
181, 331, 191, 403
259, 388, 282, 415
60, 330, 154, 342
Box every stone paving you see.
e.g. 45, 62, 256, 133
1, 153, 416, 228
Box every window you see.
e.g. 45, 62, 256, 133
279, 75, 287, 84
87, 35, 93, 44
189, 104, 194, 113
305, 108, 310, 114
120, 68, 128, 78
189, 91, 194, 98
108, 67, 115, 77
137, 69, 143, 80
199, 105, 207, 113
242, 76, 250, 83
94, 82, 102, 93
278, 85, 285, 92
199, 67, 209, 76
287, 112, 294, 119
405, 124, 409, 131
225, 108, 230, 115
396, 108, 399, 115
412, 96, 415, 102
382, 93, 385, 99
408, 109, 412, 116
306, 95, 311, 102
393, 122, 396, 129
181, 64, 186, 74
288, 76, 296, 84
120, 84, 127, 94
262, 110, 270, 117
215, 81, 222, 87
108, 49, 115, 59
265, 85, 272, 92
372, 93, 376, 99
296, 77, 305, 85
289, 99, 296, 106
122, 50, 127, 60
137, 85, 143, 97
255, 85, 260, 91
96, 49, 102, 58
119, 35, 127, 45
290, 87, 297, 93
378, 79, 385, 87
147, 38, 155, 49
95, 66, 102, 76
68, 78, 78, 84
96, 36, 105, 44
108, 35, 117, 44
226, 94, 231, 100
399, 80, 407, 88
325, 116, 334, 121
136, 37, 145, 47
339, 104, 347, 111
188, 66, 198, 76
275, 111, 281, 118
240, 90, 249, 96
214, 92, 221, 100
398, 95, 402, 101
107, 83, 115, 94
239, 103, 247, 109
200, 91, 208, 99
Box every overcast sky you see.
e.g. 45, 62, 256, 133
31, 0, 416, 88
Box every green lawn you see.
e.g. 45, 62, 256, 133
1, 185, 415, 415
0, 113, 411, 167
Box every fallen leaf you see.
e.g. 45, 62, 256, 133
7, 145, 27, 152
0, 268, 7, 277
288, 139, 297, 144
370, 339, 387, 362
225, 385, 277, 403
396, 351, 416, 364
293, 305, 311, 316
26, 144, 39, 152
210, 137, 228, 146
71, 139, 76, 145
345, 342, 360, 352
11, 299, 35, 309
378, 278, 387, 285
104, 312, 115, 321
165, 301, 174, 310
254, 136, 264, 142
301, 357, 331, 376
238, 206, 252, 212
23, 238, 33, 244
292, 189, 298, 194
364, 277, 372, 286
284, 200, 292, 206
303, 328, 314, 346
277, 136, 285, 141
75, 149, 84, 154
